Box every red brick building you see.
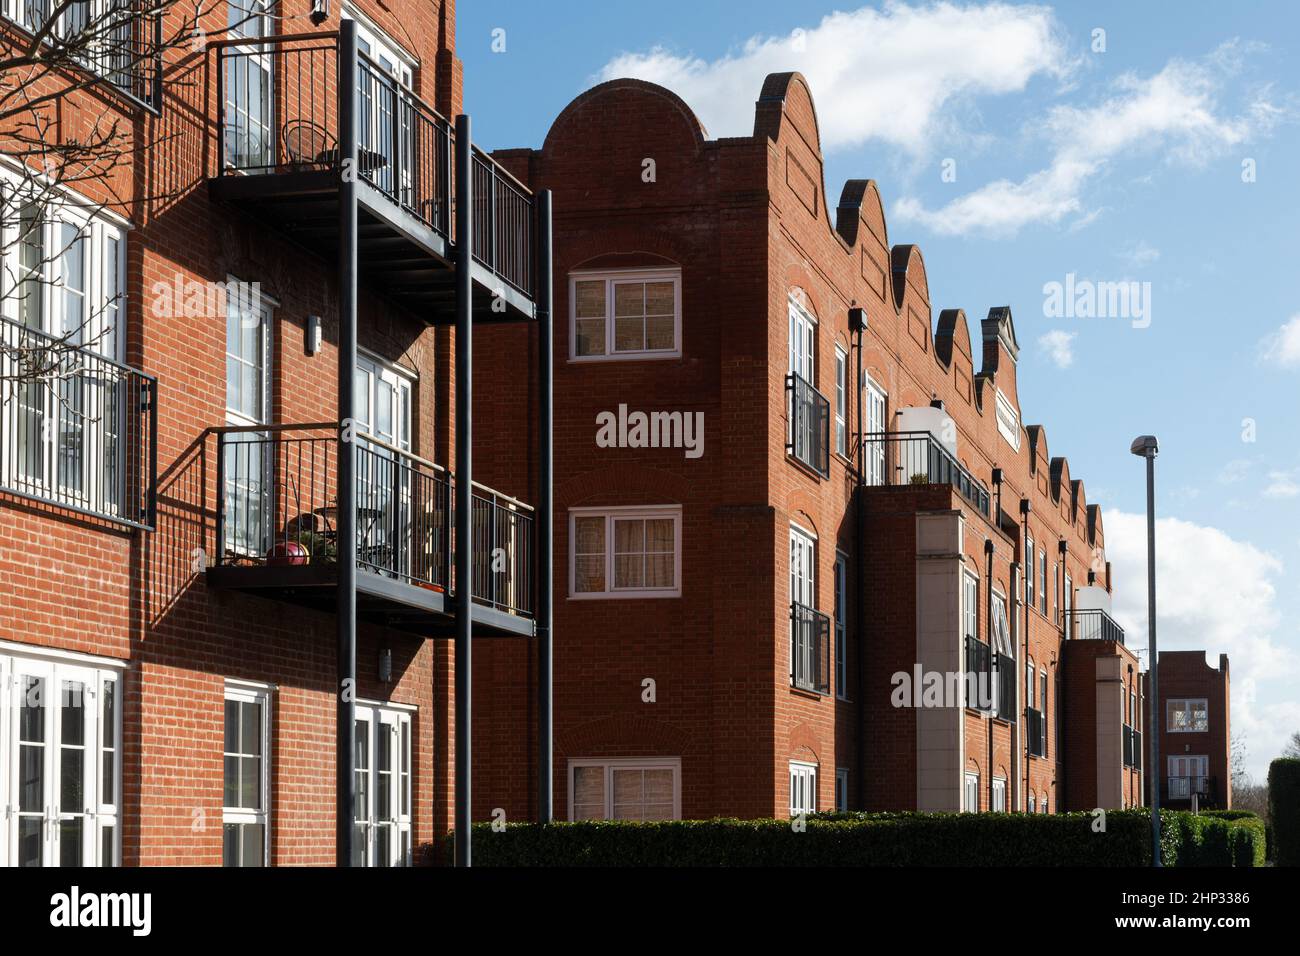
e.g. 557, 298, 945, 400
1149, 651, 1231, 809
474, 73, 1150, 821
1, 0, 547, 866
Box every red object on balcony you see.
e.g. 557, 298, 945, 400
267, 541, 310, 566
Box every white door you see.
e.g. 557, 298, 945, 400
787, 298, 815, 381
353, 705, 412, 867
354, 355, 413, 577
225, 0, 274, 170
790, 527, 816, 687
1168, 755, 1208, 798
864, 376, 887, 485
347, 10, 415, 202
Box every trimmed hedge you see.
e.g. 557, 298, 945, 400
450, 808, 1260, 867
1197, 810, 1267, 867
1269, 758, 1300, 866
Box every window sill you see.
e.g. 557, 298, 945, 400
569, 590, 682, 601
786, 452, 828, 482
789, 685, 827, 701
567, 351, 682, 364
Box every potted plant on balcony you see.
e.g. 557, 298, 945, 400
266, 530, 337, 566
909, 472, 930, 485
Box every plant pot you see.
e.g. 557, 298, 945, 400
267, 541, 310, 566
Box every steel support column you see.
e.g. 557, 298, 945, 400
453, 113, 474, 867
536, 190, 555, 822
335, 18, 360, 868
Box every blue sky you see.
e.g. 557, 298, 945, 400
458, 1, 1300, 781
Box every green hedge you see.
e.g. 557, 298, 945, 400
1197, 810, 1267, 867
450, 808, 1261, 867
1269, 758, 1300, 866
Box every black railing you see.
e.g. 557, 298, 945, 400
786, 373, 830, 478
471, 148, 534, 297
1027, 707, 1046, 757
1123, 725, 1142, 769
1, 316, 157, 529
212, 423, 534, 618
2, 2, 162, 111
1167, 775, 1215, 803
211, 33, 536, 298
862, 430, 991, 517
1069, 608, 1125, 645
790, 601, 831, 695
965, 635, 990, 709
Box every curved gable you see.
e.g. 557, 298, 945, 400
543, 78, 707, 158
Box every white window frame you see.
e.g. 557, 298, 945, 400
1025, 538, 1036, 609
222, 680, 271, 867
1027, 658, 1036, 709
991, 776, 1007, 812
1039, 549, 1048, 615
0, 645, 123, 867
1028, 792, 1036, 814
835, 767, 849, 812
567, 757, 681, 821
222, 280, 274, 558
963, 771, 980, 813
962, 570, 979, 640
833, 346, 848, 458
863, 375, 887, 486
352, 700, 415, 867
789, 760, 818, 816
568, 268, 682, 361
834, 551, 848, 700
1064, 573, 1073, 638
568, 505, 682, 599
788, 294, 816, 382
1167, 698, 1209, 733
0, 182, 129, 514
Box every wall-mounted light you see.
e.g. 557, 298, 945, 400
306, 314, 322, 355
309, 0, 330, 27
378, 647, 392, 684
848, 306, 867, 334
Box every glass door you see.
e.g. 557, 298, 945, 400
354, 355, 413, 578
225, 0, 274, 170
353, 705, 412, 866
864, 377, 887, 485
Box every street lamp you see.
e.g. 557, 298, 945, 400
1130, 434, 1160, 866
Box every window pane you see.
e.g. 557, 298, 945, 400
574, 556, 605, 593
574, 318, 605, 356
241, 823, 264, 866
614, 554, 644, 589
645, 314, 675, 351
644, 281, 674, 315
613, 314, 644, 352
572, 766, 605, 820
613, 518, 644, 554
223, 755, 238, 807
613, 282, 643, 317
60, 818, 83, 866
241, 755, 260, 809
646, 553, 674, 588
574, 516, 605, 553
573, 280, 605, 319
241, 701, 261, 756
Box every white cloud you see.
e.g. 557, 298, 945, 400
1121, 240, 1161, 268
1218, 458, 1252, 484
1260, 314, 1300, 367
896, 47, 1283, 237
1264, 470, 1300, 499
1105, 511, 1298, 780
1037, 329, 1076, 368
596, 2, 1072, 154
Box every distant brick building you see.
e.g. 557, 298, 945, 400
1148, 652, 1232, 809
473, 73, 1147, 821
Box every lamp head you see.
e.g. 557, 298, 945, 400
1129, 435, 1159, 458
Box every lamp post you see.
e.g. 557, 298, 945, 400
1130, 434, 1160, 866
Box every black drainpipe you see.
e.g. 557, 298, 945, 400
1020, 497, 1032, 811
984, 537, 994, 810
849, 306, 867, 809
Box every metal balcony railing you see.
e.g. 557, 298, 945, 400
212, 423, 534, 618
1123, 725, 1142, 769
790, 601, 831, 695
785, 372, 830, 478
0, 316, 157, 529
862, 430, 991, 518
211, 32, 536, 298
1068, 608, 1125, 645
1167, 775, 1215, 803
1027, 707, 1046, 757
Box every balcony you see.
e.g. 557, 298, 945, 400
863, 431, 991, 518
208, 31, 537, 321
1068, 608, 1125, 645
1123, 725, 1142, 769
1027, 707, 1046, 757
790, 601, 830, 694
1166, 775, 1217, 806
0, 315, 157, 529
785, 373, 830, 478
205, 423, 534, 637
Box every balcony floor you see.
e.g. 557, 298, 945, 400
208, 171, 535, 323
205, 563, 535, 638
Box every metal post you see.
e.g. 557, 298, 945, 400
454, 113, 474, 867
335, 19, 360, 868
537, 190, 554, 822
1145, 451, 1161, 865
